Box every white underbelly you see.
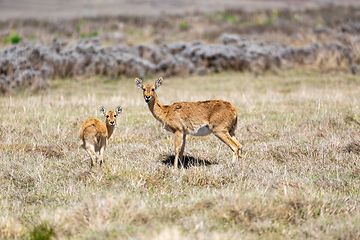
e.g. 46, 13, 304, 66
188, 124, 211, 136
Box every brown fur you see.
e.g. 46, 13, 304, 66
79, 105, 122, 168
136, 77, 242, 169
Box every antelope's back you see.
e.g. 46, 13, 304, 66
80, 118, 107, 142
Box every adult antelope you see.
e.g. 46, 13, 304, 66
135, 77, 242, 169
79, 105, 122, 168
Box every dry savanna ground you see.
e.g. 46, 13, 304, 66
1, 70, 360, 239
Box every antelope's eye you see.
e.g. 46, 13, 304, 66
151, 88, 155, 92
143, 89, 146, 92
114, 115, 116, 118
106, 115, 109, 118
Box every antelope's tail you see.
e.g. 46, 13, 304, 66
229, 111, 238, 136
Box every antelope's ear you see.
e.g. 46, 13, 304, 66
155, 77, 163, 89
99, 106, 106, 116
135, 78, 144, 89
116, 105, 122, 115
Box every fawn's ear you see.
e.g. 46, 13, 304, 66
99, 106, 106, 116
116, 105, 122, 115
155, 77, 163, 89
135, 78, 144, 89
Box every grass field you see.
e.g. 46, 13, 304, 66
1, 70, 360, 239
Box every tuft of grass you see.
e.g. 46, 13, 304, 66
80, 31, 98, 38
76, 18, 86, 31
179, 20, 189, 31
215, 12, 238, 24
29, 222, 55, 240
293, 13, 302, 23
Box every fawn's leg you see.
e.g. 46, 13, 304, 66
85, 143, 98, 168
98, 139, 107, 168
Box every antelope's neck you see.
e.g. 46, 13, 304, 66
148, 97, 167, 124
106, 124, 115, 139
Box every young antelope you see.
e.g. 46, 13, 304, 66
79, 105, 122, 168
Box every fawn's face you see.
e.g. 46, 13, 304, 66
136, 77, 163, 103
105, 111, 117, 126
100, 106, 122, 126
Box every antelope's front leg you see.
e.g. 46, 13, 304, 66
179, 134, 186, 164
174, 131, 183, 169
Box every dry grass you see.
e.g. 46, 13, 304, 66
1, 70, 360, 239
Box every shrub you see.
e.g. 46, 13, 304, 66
4, 34, 21, 44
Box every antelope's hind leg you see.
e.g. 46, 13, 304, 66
231, 136, 242, 162
84, 143, 98, 168
98, 139, 107, 168
230, 131, 242, 161
213, 131, 242, 162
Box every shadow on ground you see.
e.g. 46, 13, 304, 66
160, 154, 216, 169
